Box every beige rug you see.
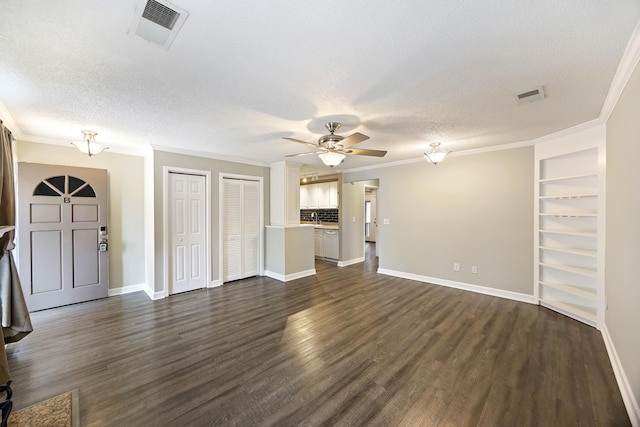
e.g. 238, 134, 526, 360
8, 389, 78, 427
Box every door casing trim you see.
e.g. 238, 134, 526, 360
162, 166, 212, 297
219, 173, 264, 283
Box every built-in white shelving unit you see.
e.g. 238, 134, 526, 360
535, 134, 605, 329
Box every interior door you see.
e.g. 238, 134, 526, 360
365, 193, 377, 242
223, 178, 259, 282
17, 163, 108, 311
169, 173, 206, 294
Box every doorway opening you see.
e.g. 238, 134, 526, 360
364, 184, 379, 258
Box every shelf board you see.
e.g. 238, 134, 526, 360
539, 173, 598, 183
540, 298, 597, 323
539, 193, 598, 200
539, 246, 597, 258
539, 230, 597, 237
539, 262, 597, 278
539, 281, 597, 301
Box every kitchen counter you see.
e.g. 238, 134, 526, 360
301, 221, 339, 230
314, 224, 339, 230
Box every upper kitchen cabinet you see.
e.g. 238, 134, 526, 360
300, 181, 339, 209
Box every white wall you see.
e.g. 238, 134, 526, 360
605, 57, 640, 422
15, 141, 146, 290
344, 146, 534, 296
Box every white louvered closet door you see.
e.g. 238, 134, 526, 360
223, 178, 260, 282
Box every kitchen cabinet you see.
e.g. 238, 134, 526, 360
314, 227, 339, 259
300, 185, 308, 209
322, 229, 339, 259
300, 181, 338, 209
314, 229, 323, 257
329, 181, 338, 207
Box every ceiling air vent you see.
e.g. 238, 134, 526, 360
514, 86, 545, 105
128, 0, 189, 50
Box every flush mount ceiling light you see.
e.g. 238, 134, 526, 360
423, 142, 451, 165
318, 151, 346, 167
71, 130, 109, 157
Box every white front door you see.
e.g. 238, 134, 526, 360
17, 163, 109, 311
169, 173, 206, 294
223, 178, 259, 282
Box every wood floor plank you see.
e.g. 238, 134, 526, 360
5, 243, 630, 426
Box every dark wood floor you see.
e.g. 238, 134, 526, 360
7, 243, 629, 426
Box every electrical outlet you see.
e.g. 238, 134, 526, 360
453, 263, 460, 271
472, 266, 477, 274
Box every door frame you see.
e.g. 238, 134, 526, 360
163, 166, 212, 297
16, 163, 109, 310
218, 172, 264, 283
364, 184, 379, 256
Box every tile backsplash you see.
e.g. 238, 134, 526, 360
300, 209, 339, 223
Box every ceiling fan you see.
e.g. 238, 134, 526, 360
283, 122, 387, 167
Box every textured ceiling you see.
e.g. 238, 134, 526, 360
0, 0, 639, 171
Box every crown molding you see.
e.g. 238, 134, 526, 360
600, 18, 640, 121
343, 119, 605, 174
151, 144, 269, 167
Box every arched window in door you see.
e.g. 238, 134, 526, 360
33, 175, 96, 198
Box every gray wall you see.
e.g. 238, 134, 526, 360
605, 58, 640, 407
152, 150, 270, 293
344, 146, 534, 294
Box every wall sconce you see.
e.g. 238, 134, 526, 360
423, 142, 450, 165
71, 130, 108, 156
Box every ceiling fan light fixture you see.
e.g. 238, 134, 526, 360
71, 130, 109, 157
424, 142, 450, 165
318, 151, 345, 167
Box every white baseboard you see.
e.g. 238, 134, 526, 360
144, 287, 165, 300
376, 268, 536, 305
108, 283, 164, 300
602, 325, 640, 426
264, 269, 316, 282
337, 257, 365, 267
108, 283, 147, 297
208, 279, 223, 288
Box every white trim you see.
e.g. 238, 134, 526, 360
154, 145, 267, 167
338, 257, 365, 267
144, 287, 166, 300
219, 172, 265, 284
163, 166, 212, 298
602, 325, 640, 426
209, 279, 223, 288
377, 268, 536, 305
342, 120, 603, 174
108, 283, 147, 297
264, 269, 316, 282
600, 18, 640, 122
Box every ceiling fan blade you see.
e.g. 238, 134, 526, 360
346, 148, 387, 157
285, 151, 324, 157
340, 132, 369, 148
283, 137, 318, 149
